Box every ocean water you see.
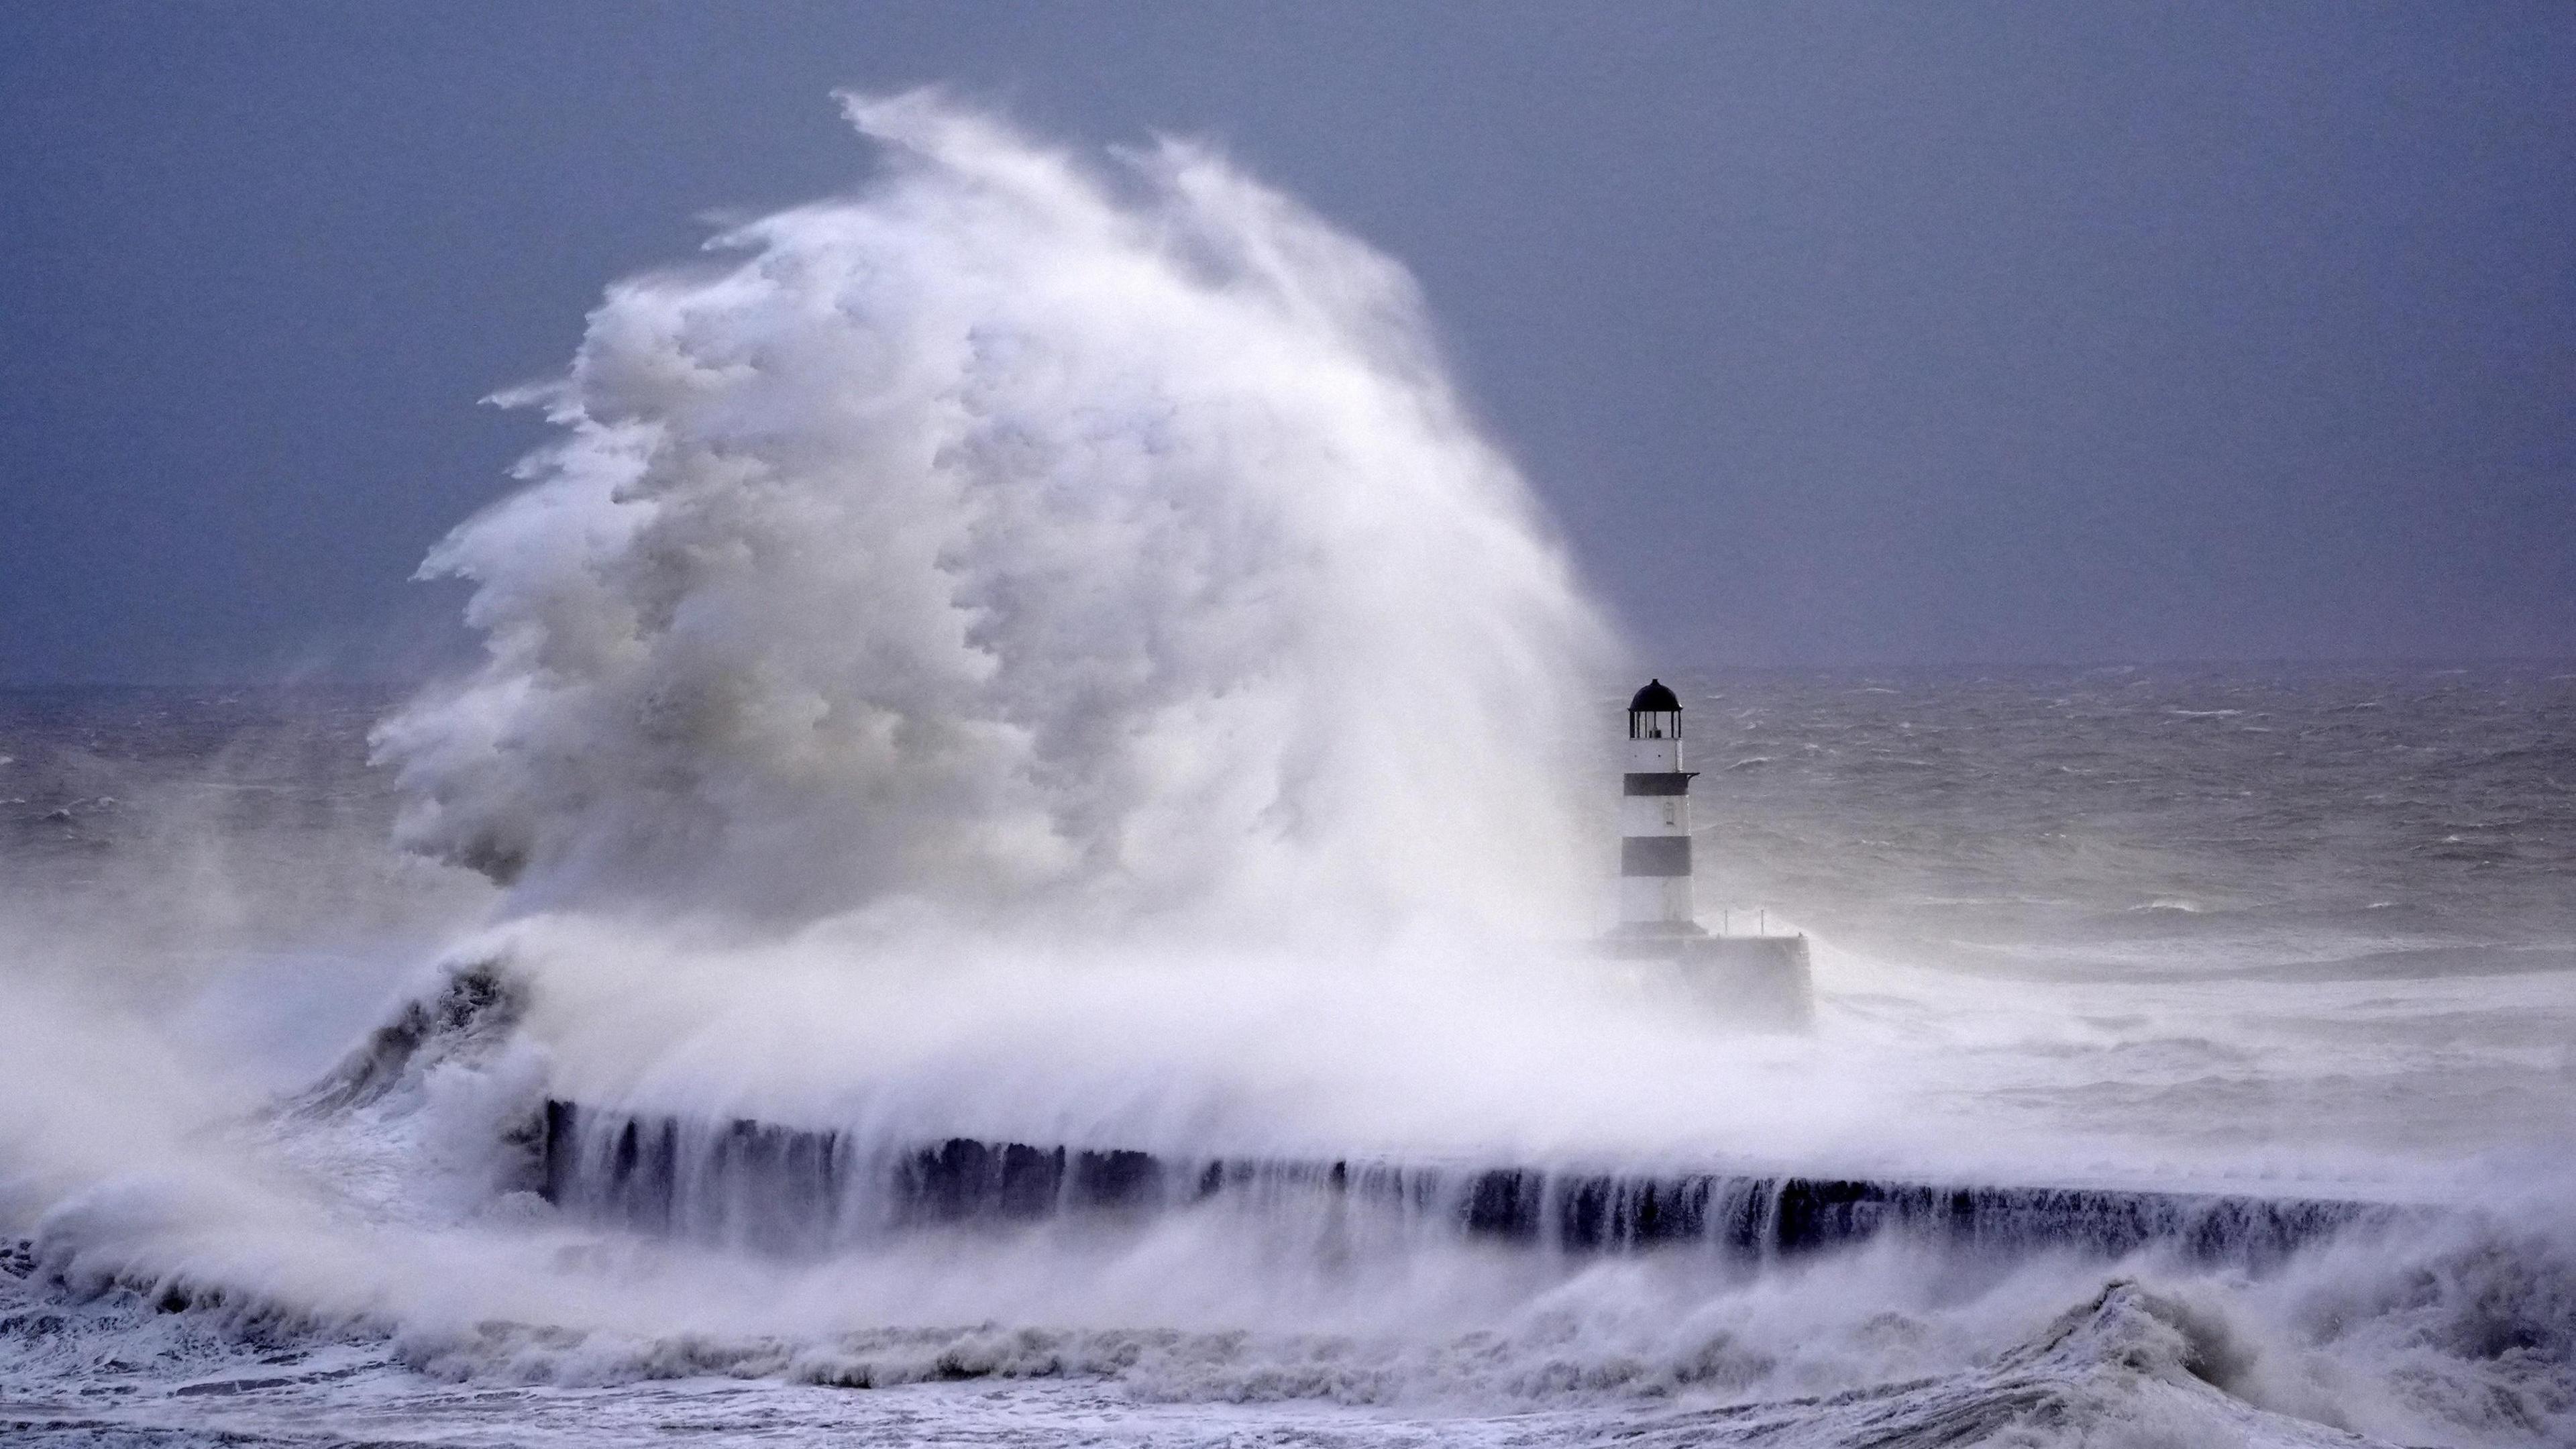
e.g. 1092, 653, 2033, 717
3, 668, 2572, 1448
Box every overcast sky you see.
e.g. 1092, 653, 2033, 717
3, 3, 2570, 682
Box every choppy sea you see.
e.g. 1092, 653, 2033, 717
3, 665, 2572, 1447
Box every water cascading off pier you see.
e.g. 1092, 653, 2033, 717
536, 1100, 2402, 1269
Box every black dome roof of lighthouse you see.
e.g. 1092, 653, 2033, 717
1627, 679, 1681, 712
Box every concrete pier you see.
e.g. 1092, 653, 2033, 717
1604, 931, 1814, 1027
539, 1101, 2401, 1267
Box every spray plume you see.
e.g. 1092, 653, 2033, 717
375, 91, 1615, 943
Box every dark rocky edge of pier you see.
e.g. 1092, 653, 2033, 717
541, 1099, 2406, 1267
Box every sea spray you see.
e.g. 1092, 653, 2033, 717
374, 90, 1614, 940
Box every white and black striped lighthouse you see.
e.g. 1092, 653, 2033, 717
1619, 678, 1704, 935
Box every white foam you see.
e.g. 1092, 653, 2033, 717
373, 90, 1613, 944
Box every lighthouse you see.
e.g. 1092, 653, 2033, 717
1619, 678, 1704, 935
1601, 677, 1815, 1024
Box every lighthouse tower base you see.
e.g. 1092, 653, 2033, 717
1602, 932, 1814, 1030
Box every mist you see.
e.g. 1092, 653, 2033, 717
376, 92, 1611, 945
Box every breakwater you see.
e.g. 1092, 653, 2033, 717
541, 1102, 2396, 1267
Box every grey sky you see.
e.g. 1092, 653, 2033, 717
3, 2, 2569, 682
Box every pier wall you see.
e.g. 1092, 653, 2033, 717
539, 1100, 2392, 1267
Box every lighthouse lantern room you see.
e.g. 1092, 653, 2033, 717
1619, 678, 1704, 935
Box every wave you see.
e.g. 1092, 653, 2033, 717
8, 1201, 2571, 1446
370, 90, 1611, 941
0, 958, 2562, 1447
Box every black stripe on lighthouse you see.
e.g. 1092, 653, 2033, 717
1622, 771, 1697, 796
1621, 836, 1693, 877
